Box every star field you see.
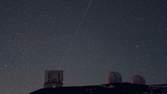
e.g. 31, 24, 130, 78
0, 0, 167, 94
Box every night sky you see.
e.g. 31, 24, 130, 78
0, 0, 167, 94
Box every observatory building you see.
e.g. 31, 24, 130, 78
107, 71, 122, 84
131, 75, 146, 85
44, 70, 64, 88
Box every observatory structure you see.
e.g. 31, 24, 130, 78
131, 75, 146, 85
107, 71, 122, 84
44, 70, 64, 88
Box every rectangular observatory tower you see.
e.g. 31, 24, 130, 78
44, 70, 64, 88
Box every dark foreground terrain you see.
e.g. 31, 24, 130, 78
30, 83, 167, 94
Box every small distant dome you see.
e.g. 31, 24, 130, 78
131, 75, 146, 85
107, 71, 122, 84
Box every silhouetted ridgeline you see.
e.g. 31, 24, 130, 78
30, 83, 167, 94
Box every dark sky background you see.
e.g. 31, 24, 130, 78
0, 0, 167, 94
